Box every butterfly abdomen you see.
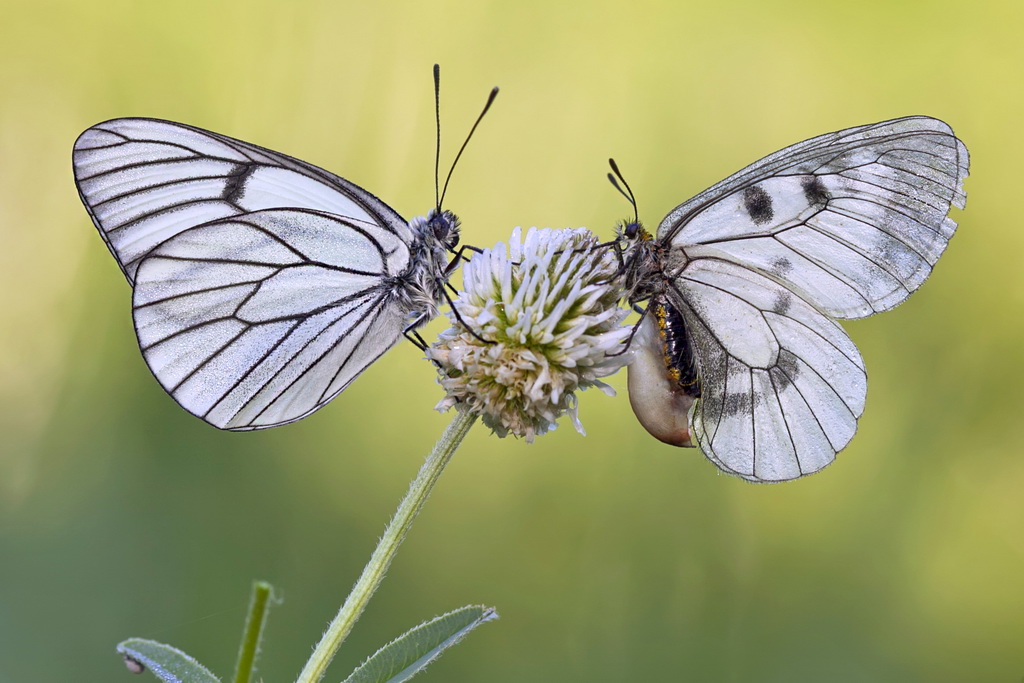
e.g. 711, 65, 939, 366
656, 300, 701, 399
626, 297, 700, 448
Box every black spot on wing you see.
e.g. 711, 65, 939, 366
223, 163, 256, 205
722, 391, 754, 417
771, 350, 801, 391
771, 291, 792, 315
801, 175, 830, 206
743, 185, 774, 225
769, 256, 793, 277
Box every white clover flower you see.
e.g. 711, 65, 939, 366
428, 227, 632, 442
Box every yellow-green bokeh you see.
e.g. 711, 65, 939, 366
2, 1, 1022, 680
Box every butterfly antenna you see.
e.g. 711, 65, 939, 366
607, 158, 639, 225
438, 84, 500, 208
433, 64, 442, 212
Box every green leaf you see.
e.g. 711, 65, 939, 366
116, 638, 220, 683
342, 605, 498, 683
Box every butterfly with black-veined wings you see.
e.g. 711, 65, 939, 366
73, 66, 497, 430
609, 116, 969, 482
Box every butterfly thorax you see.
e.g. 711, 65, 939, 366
620, 220, 701, 397
393, 209, 461, 322
618, 220, 681, 304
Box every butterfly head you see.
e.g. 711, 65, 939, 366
426, 208, 461, 250
619, 219, 653, 243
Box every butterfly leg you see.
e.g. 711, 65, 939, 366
450, 243, 485, 258
441, 287, 494, 345
403, 321, 431, 351
592, 239, 627, 287
606, 302, 650, 358
445, 244, 484, 274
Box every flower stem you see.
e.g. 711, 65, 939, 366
295, 410, 478, 683
233, 581, 275, 683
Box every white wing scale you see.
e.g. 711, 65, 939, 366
132, 209, 411, 430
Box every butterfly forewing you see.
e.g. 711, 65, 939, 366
73, 118, 411, 284
660, 116, 969, 319
131, 209, 411, 430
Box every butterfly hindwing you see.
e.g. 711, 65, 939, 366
668, 259, 867, 482
131, 208, 411, 430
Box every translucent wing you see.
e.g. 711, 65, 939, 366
131, 209, 412, 430
668, 259, 867, 482
660, 116, 969, 319
73, 117, 411, 284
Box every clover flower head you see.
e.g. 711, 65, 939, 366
428, 227, 632, 442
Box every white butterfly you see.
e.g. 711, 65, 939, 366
614, 116, 969, 482
73, 70, 497, 430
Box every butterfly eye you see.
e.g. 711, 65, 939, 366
428, 213, 450, 237
624, 222, 640, 239
428, 210, 461, 248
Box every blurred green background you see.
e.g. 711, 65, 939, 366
1, 0, 1021, 680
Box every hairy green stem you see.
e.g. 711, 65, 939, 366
233, 581, 275, 683
295, 410, 478, 683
